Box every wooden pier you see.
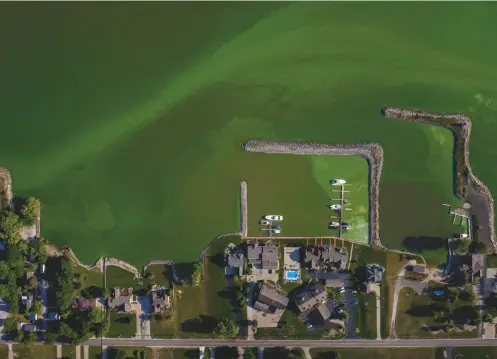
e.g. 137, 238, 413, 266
243, 236, 369, 247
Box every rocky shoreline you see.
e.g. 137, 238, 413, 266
242, 140, 384, 245
0, 167, 14, 209
382, 107, 496, 250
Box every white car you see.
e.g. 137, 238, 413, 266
331, 179, 346, 185
329, 204, 341, 210
265, 215, 283, 221
260, 220, 270, 225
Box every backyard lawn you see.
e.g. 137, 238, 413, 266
108, 311, 137, 338
355, 292, 377, 339
13, 345, 57, 359
145, 264, 172, 287
395, 286, 478, 339
310, 348, 445, 359
0, 345, 8, 358
169, 235, 241, 338
89, 346, 102, 359
106, 266, 144, 291
61, 345, 77, 359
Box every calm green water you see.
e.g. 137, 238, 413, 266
1, 3, 497, 265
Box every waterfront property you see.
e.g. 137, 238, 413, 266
225, 245, 244, 277
283, 246, 301, 283
305, 246, 348, 271
108, 288, 135, 313
247, 242, 279, 272
151, 285, 171, 313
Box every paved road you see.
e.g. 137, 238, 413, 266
73, 338, 497, 348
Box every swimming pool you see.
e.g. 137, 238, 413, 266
284, 270, 299, 281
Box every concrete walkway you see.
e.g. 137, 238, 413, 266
376, 292, 381, 339
303, 347, 312, 359
57, 345, 62, 359
83, 345, 89, 359
210, 347, 215, 358
8, 343, 13, 359
102, 345, 108, 359
75, 345, 81, 359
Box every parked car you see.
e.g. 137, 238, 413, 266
265, 215, 283, 221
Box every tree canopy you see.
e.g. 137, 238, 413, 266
56, 257, 75, 317
21, 197, 40, 223
215, 318, 239, 338
192, 262, 204, 286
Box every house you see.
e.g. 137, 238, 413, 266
72, 297, 97, 311
108, 288, 135, 313
304, 246, 348, 271
247, 243, 279, 271
151, 285, 171, 313
294, 284, 327, 312
254, 283, 289, 314
226, 252, 244, 276
21, 295, 33, 311
309, 300, 338, 326
366, 265, 384, 283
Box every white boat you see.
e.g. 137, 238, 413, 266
330, 179, 346, 185
260, 220, 270, 225
272, 229, 281, 234
329, 221, 340, 228
265, 215, 283, 221
329, 204, 341, 210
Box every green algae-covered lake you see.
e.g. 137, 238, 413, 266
1, 3, 497, 266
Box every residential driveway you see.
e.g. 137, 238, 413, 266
247, 282, 257, 340
39, 279, 48, 330
226, 276, 247, 338
0, 299, 9, 332
135, 296, 151, 339
343, 289, 357, 339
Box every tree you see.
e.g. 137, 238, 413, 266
192, 262, 204, 286
288, 348, 306, 359
29, 237, 47, 263
29, 299, 42, 315
244, 349, 256, 359
236, 291, 246, 307
56, 257, 75, 317
447, 286, 459, 303
0, 261, 9, 278
451, 238, 471, 255
330, 352, 342, 359
0, 209, 22, 245
46, 332, 57, 344
252, 320, 258, 329
470, 240, 485, 254
20, 197, 40, 223
215, 318, 239, 338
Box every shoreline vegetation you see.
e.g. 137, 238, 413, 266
381, 107, 496, 251
1, 105, 494, 277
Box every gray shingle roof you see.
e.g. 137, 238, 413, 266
247, 243, 278, 269
258, 284, 289, 310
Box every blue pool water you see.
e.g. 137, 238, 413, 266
285, 270, 298, 279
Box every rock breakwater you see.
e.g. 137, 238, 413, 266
382, 107, 496, 250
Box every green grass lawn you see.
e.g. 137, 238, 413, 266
355, 292, 377, 339
106, 266, 143, 290
108, 311, 137, 338
61, 345, 77, 359
487, 254, 497, 268
310, 348, 446, 359
0, 345, 8, 358
170, 235, 240, 338
146, 264, 172, 287
89, 346, 103, 359
395, 287, 477, 339
452, 347, 497, 359
13, 345, 56, 359
107, 347, 151, 359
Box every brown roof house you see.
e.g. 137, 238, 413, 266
253, 283, 289, 314
72, 298, 97, 311
108, 288, 135, 313
151, 285, 171, 313
305, 246, 348, 271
